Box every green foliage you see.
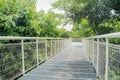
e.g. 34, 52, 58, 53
109, 70, 120, 80
52, 1, 120, 80
71, 19, 94, 37
57, 28, 70, 38
107, 0, 120, 14
0, 44, 22, 80
0, 0, 40, 36
99, 19, 120, 34
0, 0, 68, 79
38, 10, 61, 37
52, 0, 120, 36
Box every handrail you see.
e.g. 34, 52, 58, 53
83, 32, 120, 80
0, 36, 69, 40
88, 32, 120, 38
0, 37, 72, 80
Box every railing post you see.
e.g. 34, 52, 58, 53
59, 39, 61, 50
21, 39, 25, 75
58, 39, 59, 51
36, 39, 39, 67
45, 39, 48, 60
87, 39, 90, 59
61, 39, 63, 50
56, 39, 58, 53
96, 38, 99, 76
55, 39, 56, 54
92, 38, 94, 63
51, 39, 53, 57
105, 38, 109, 80
89, 39, 92, 60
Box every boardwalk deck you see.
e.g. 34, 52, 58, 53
19, 42, 97, 80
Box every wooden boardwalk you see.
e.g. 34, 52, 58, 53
19, 42, 97, 80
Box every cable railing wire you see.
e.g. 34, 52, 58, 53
0, 37, 72, 80
83, 32, 120, 80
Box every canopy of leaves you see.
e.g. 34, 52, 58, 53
38, 10, 61, 37
0, 0, 69, 38
0, 0, 41, 36
52, 0, 120, 37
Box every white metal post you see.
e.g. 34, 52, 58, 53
21, 39, 25, 75
105, 38, 109, 80
96, 38, 99, 76
60, 40, 61, 50
45, 39, 48, 60
56, 39, 57, 53
92, 38, 94, 63
61, 39, 62, 48
89, 39, 92, 60
55, 39, 56, 54
51, 39, 53, 57
58, 39, 59, 51
36, 39, 39, 67
62, 40, 64, 48
62, 39, 64, 49
87, 39, 90, 59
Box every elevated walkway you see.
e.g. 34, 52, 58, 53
19, 42, 97, 80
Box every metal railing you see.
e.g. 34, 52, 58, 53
0, 37, 72, 80
72, 38, 82, 42
83, 32, 120, 80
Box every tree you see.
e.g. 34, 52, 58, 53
38, 10, 61, 37
52, 0, 118, 36
58, 28, 70, 38
107, 0, 120, 14
0, 0, 41, 79
72, 19, 94, 37
0, 0, 40, 37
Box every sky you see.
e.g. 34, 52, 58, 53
36, 0, 73, 31
36, 0, 57, 12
